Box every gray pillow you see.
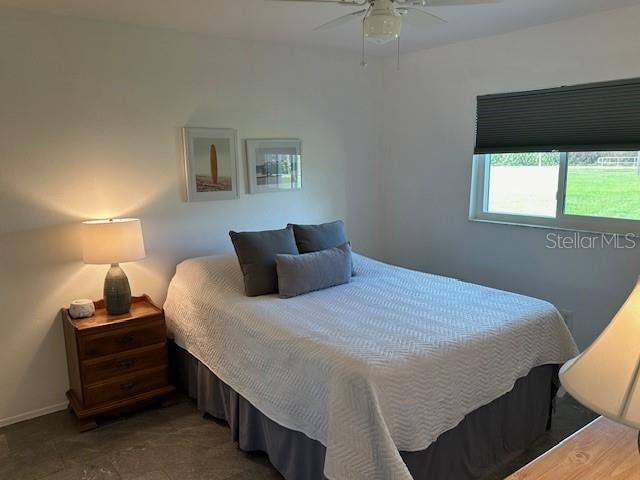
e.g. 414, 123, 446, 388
289, 220, 347, 253
229, 226, 299, 297
276, 243, 352, 299
289, 220, 354, 275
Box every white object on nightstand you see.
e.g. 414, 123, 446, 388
68, 299, 95, 319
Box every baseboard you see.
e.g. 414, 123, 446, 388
0, 402, 68, 428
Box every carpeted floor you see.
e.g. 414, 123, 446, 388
0, 393, 597, 480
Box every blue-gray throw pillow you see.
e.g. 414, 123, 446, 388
288, 220, 354, 275
230, 226, 299, 297
289, 220, 347, 253
275, 243, 352, 299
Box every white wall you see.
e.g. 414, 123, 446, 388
0, 7, 384, 424
4, 3, 640, 426
380, 5, 640, 350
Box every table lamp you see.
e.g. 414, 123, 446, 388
560, 278, 640, 452
82, 218, 146, 315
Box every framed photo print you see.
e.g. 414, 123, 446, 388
182, 127, 239, 201
246, 139, 302, 194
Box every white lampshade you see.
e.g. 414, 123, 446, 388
82, 218, 146, 265
560, 278, 640, 429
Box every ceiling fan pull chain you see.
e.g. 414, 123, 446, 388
360, 17, 367, 67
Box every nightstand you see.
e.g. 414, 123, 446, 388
62, 295, 175, 431
507, 416, 640, 479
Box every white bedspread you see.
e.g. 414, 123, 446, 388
164, 253, 578, 480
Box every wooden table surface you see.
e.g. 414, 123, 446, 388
507, 416, 640, 479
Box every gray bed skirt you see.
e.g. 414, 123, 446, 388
170, 342, 558, 480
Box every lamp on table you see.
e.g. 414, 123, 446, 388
560, 278, 640, 452
82, 218, 146, 315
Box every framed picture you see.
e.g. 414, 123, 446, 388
245, 139, 302, 194
182, 127, 239, 201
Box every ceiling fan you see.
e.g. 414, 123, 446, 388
268, 0, 501, 67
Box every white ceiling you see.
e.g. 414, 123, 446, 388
1, 0, 639, 55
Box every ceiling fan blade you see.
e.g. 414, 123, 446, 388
314, 9, 368, 30
397, 7, 447, 29
398, 0, 502, 6
265, 0, 367, 5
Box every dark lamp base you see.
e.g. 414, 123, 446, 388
104, 263, 132, 315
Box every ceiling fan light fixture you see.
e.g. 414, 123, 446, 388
364, 12, 402, 45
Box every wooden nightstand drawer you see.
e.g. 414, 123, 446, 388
79, 317, 165, 360
82, 343, 168, 384
84, 366, 169, 406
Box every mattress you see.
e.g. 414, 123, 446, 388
164, 253, 578, 480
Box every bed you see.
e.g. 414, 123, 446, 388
163, 253, 578, 480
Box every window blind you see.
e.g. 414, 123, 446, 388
475, 77, 640, 154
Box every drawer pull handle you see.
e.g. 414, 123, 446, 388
120, 382, 136, 391
115, 336, 134, 345
117, 360, 136, 369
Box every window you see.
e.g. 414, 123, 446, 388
485, 153, 561, 218
565, 152, 640, 221
472, 77, 640, 235
470, 151, 640, 234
